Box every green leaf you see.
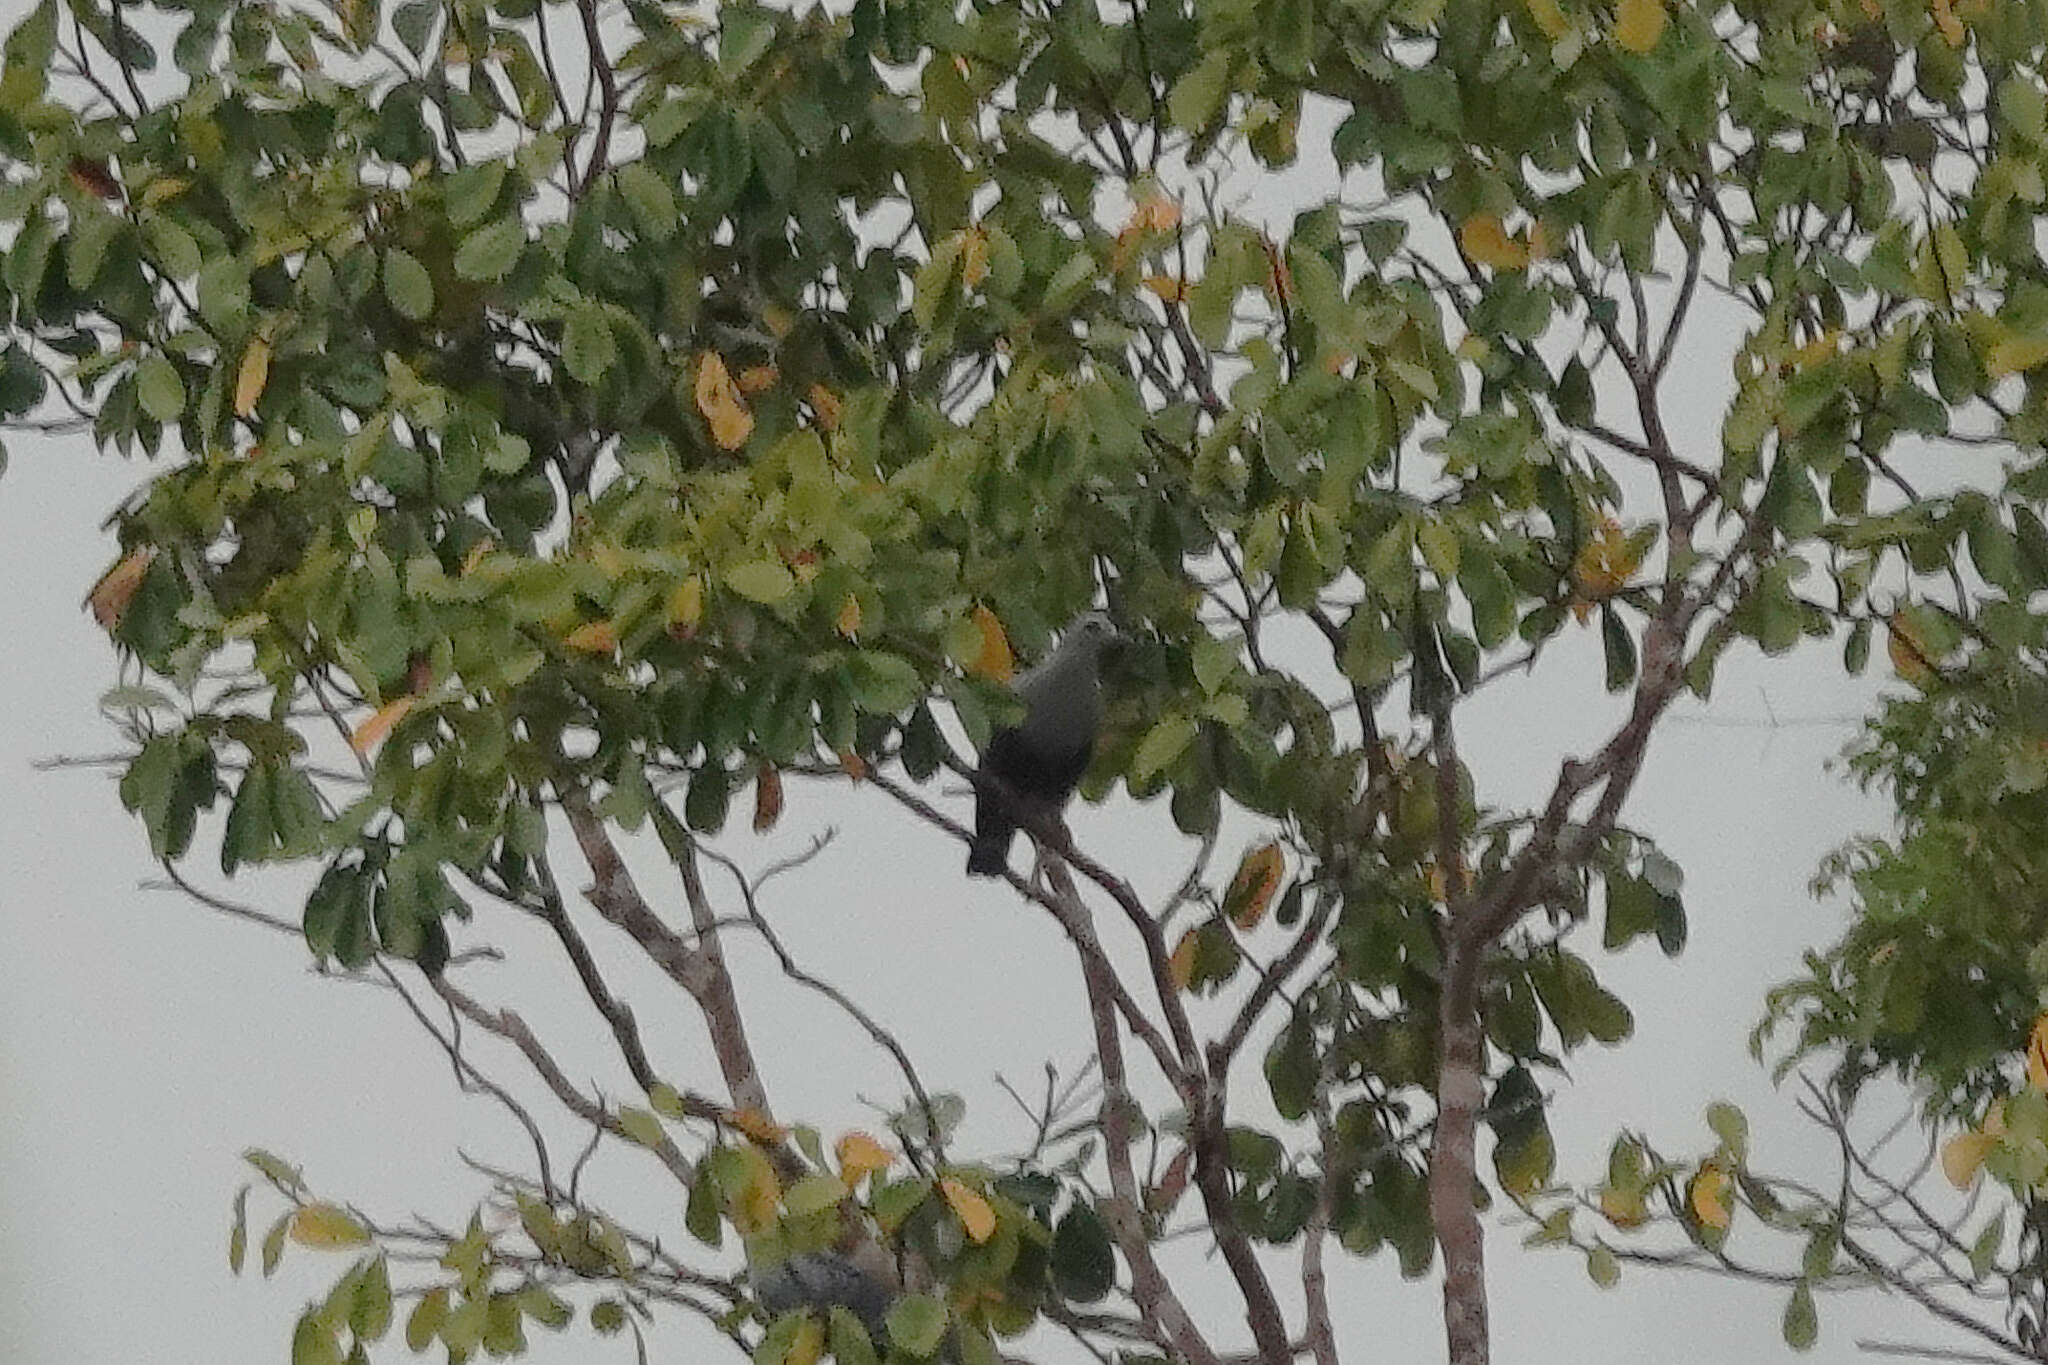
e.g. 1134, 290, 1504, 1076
1600, 605, 1636, 693
1969, 1213, 2003, 1279
827, 1308, 879, 1365
453, 217, 525, 282
445, 160, 508, 229
292, 1313, 341, 1365
686, 763, 732, 833
406, 1287, 450, 1350
197, 255, 252, 329
262, 1210, 291, 1276
616, 162, 678, 239
589, 1299, 627, 1335
1168, 49, 1232, 133
883, 1295, 948, 1358
1131, 713, 1195, 782
719, 6, 777, 74
1585, 1245, 1620, 1287
783, 1172, 850, 1218
143, 214, 202, 278
1782, 1281, 1818, 1351
1050, 1203, 1115, 1303
516, 1284, 572, 1329
228, 1187, 249, 1273
617, 1106, 666, 1148
1555, 356, 1595, 426
4, 0, 58, 70
1706, 1101, 1749, 1161
1263, 1012, 1317, 1121
136, 354, 185, 423
563, 304, 618, 384
391, 0, 438, 56
687, 1164, 724, 1246
724, 559, 795, 604
382, 248, 434, 320
1265, 0, 1315, 76
351, 1255, 393, 1340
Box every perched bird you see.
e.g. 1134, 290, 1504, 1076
967, 612, 1120, 877
749, 1241, 899, 1342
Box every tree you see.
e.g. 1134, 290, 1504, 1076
1523, 654, 2048, 1364
9, 0, 2048, 1363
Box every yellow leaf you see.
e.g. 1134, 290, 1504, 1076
1526, 219, 1554, 261
87, 547, 156, 628
807, 383, 843, 431
1424, 856, 1468, 904
289, 1203, 370, 1249
1124, 184, 1181, 235
694, 351, 754, 451
1791, 328, 1841, 370
967, 606, 1015, 682
753, 764, 784, 833
139, 175, 189, 207
1524, 0, 1571, 41
835, 1131, 894, 1185
1943, 1129, 1996, 1189
1931, 0, 1964, 46
733, 1144, 783, 1234
350, 695, 415, 756
2027, 1013, 2048, 1091
1987, 335, 2048, 379
836, 593, 862, 638
667, 577, 704, 635
728, 1107, 788, 1146
959, 227, 991, 288
1887, 610, 1938, 685
235, 334, 272, 418
1224, 842, 1285, 929
1570, 517, 1642, 617
786, 1315, 826, 1365
564, 619, 618, 654
1599, 1185, 1647, 1228
1613, 0, 1668, 53
1460, 214, 1529, 271
1688, 1164, 1731, 1231
838, 748, 868, 781
1142, 274, 1188, 303
460, 539, 496, 575
737, 364, 779, 395
940, 1177, 997, 1243
1169, 929, 1199, 991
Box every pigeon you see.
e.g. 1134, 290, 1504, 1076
966, 612, 1119, 877
750, 1241, 898, 1341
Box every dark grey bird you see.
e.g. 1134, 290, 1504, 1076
749, 1242, 898, 1342
966, 612, 1119, 877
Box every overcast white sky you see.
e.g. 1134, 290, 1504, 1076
0, 414, 1978, 1365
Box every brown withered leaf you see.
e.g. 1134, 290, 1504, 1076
753, 764, 784, 833
350, 696, 416, 756
87, 547, 156, 628
1222, 842, 1285, 929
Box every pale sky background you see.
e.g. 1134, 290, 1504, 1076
0, 7, 2007, 1362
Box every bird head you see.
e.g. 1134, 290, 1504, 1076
1063, 611, 1121, 659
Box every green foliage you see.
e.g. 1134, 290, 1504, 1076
21, 0, 2048, 1358
1764, 656, 2048, 1119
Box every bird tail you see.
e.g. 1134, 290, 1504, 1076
966, 814, 1013, 878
